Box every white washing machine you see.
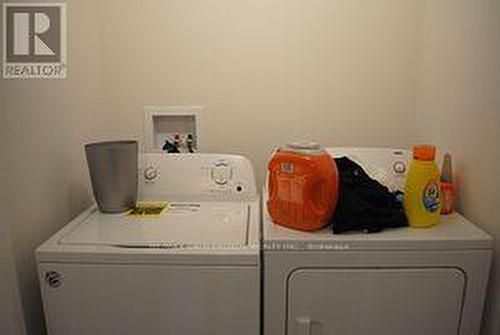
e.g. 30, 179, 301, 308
263, 148, 492, 335
37, 153, 260, 335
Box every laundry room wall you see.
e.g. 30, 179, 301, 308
0, 1, 110, 334
0, 193, 27, 335
3, 1, 499, 335
96, 0, 422, 184
415, 1, 500, 334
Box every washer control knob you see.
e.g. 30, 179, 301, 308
211, 161, 232, 185
144, 166, 159, 182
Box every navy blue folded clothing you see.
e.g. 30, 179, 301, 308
331, 157, 407, 234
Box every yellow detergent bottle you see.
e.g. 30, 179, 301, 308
404, 145, 441, 228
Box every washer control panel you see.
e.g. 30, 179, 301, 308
139, 154, 257, 200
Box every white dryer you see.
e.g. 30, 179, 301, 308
263, 148, 492, 335
37, 153, 260, 335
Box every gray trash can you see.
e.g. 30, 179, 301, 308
85, 141, 138, 213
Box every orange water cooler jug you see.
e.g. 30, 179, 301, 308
267, 142, 339, 231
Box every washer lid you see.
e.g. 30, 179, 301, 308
60, 202, 249, 248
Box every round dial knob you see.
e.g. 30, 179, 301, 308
393, 161, 407, 174
211, 162, 232, 185
144, 166, 159, 182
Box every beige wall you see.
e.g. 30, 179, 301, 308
98, 0, 421, 183
0, 221, 26, 335
416, 1, 500, 334
0, 1, 109, 334
0, 178, 26, 335
1, 1, 499, 335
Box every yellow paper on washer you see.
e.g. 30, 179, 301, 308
127, 201, 169, 217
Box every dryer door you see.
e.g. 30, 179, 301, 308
287, 268, 465, 335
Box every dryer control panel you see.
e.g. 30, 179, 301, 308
327, 147, 411, 192
139, 153, 257, 201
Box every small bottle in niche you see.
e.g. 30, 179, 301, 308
173, 134, 181, 152
186, 134, 195, 153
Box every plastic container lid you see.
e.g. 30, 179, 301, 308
413, 145, 436, 161
283, 141, 325, 155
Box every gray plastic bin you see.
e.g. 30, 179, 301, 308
85, 141, 138, 213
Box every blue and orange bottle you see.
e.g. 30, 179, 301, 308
404, 145, 441, 228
